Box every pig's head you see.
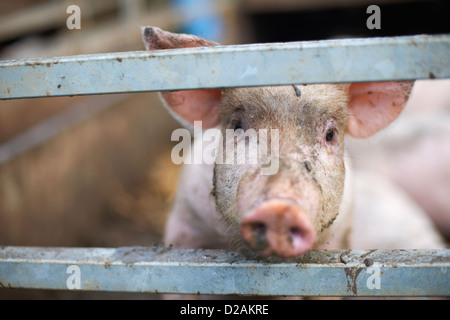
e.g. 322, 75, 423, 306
142, 27, 414, 258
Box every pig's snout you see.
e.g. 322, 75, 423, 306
240, 200, 316, 257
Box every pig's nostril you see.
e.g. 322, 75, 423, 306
290, 227, 302, 236
288, 227, 303, 243
241, 201, 317, 257
252, 222, 266, 234
251, 222, 268, 251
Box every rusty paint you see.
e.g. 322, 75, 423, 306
344, 266, 363, 295
0, 247, 448, 296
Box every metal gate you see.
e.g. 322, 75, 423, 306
1, 34, 449, 297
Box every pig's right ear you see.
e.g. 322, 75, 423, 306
142, 26, 221, 129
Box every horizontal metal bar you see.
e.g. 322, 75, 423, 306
1, 35, 449, 100
0, 246, 448, 296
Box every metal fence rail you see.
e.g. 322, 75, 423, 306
1, 34, 450, 100
0, 246, 449, 296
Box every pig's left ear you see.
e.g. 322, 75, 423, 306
346, 81, 414, 138
142, 26, 221, 129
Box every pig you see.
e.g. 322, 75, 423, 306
351, 171, 446, 249
142, 27, 445, 259
347, 80, 450, 243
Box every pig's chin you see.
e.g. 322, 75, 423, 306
239, 198, 317, 258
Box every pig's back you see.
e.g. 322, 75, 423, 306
351, 171, 445, 249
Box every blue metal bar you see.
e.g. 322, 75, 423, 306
1, 35, 449, 100
0, 246, 448, 296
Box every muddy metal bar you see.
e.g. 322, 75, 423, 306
0, 246, 448, 296
1, 35, 450, 100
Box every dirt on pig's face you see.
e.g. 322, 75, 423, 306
212, 84, 349, 257
141, 26, 414, 258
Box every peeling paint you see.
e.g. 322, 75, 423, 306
1, 35, 449, 100
0, 247, 448, 296
344, 266, 363, 295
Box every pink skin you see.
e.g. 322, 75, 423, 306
240, 199, 316, 257
234, 157, 322, 257
142, 26, 416, 258
347, 82, 414, 138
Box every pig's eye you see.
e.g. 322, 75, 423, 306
325, 129, 335, 142
231, 119, 243, 131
